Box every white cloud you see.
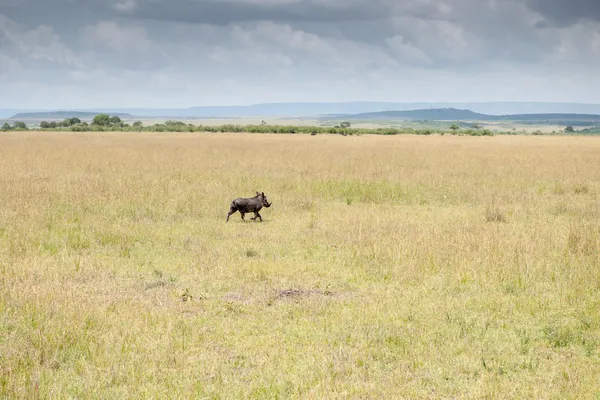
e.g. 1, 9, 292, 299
112, 0, 138, 12
225, 21, 398, 69
83, 21, 151, 52
545, 21, 600, 64
0, 14, 83, 69
385, 35, 432, 65
209, 43, 294, 68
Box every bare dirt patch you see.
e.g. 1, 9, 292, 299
276, 287, 335, 300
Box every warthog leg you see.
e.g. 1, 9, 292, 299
226, 207, 237, 222
251, 212, 262, 222
240, 212, 246, 221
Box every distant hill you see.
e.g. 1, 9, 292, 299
9, 111, 135, 120
337, 108, 489, 121
332, 108, 600, 123
4, 101, 600, 119
144, 102, 600, 118
492, 113, 600, 122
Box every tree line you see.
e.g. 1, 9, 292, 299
1, 113, 592, 136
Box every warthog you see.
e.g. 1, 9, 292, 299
226, 192, 272, 222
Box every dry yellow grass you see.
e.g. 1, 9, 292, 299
1, 131, 599, 399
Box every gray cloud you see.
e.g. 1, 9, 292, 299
133, 0, 394, 25
526, 0, 600, 24
1, 0, 600, 108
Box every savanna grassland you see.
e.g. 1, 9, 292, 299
1, 131, 599, 399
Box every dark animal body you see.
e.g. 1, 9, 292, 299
226, 192, 272, 222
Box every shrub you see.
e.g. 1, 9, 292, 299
13, 121, 28, 130
92, 114, 111, 126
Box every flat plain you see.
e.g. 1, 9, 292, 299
1, 131, 599, 399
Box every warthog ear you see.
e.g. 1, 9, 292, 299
256, 191, 260, 195
262, 192, 265, 196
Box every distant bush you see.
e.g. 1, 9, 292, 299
13, 121, 28, 130
92, 114, 125, 128
92, 114, 110, 126
578, 126, 600, 135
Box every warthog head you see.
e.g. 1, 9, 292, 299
257, 192, 272, 207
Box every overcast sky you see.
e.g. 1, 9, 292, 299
1, 0, 599, 108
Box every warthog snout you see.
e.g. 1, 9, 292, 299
226, 191, 272, 222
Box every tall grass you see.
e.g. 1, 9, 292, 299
1, 131, 599, 398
